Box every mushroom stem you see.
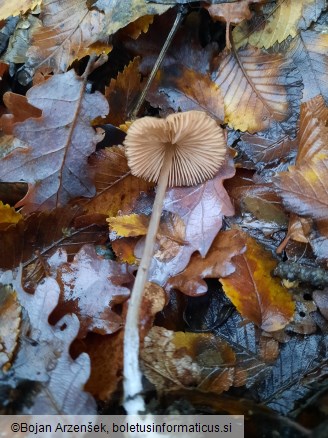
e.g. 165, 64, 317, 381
123, 146, 175, 414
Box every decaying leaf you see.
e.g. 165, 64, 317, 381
95, 0, 170, 35
233, 0, 326, 49
167, 230, 246, 296
0, 201, 22, 226
0, 91, 42, 135
0, 285, 21, 371
288, 31, 328, 104
0, 70, 109, 212
144, 155, 235, 286
0, 0, 41, 20
84, 145, 154, 217
150, 66, 225, 122
206, 0, 261, 49
25, 0, 110, 74
1, 274, 96, 414
51, 245, 134, 338
141, 326, 240, 394
220, 232, 295, 332
99, 57, 142, 126
212, 46, 302, 132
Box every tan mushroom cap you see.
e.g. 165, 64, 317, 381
124, 111, 226, 187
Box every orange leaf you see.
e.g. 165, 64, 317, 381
220, 233, 295, 332
0, 201, 22, 226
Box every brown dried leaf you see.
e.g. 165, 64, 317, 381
233, 0, 326, 49
146, 155, 235, 286
274, 159, 328, 220
213, 46, 302, 133
52, 245, 133, 338
167, 230, 246, 296
124, 15, 154, 39
0, 0, 41, 20
0, 285, 21, 371
220, 232, 295, 332
98, 57, 142, 127
85, 145, 154, 217
141, 326, 238, 394
0, 70, 109, 213
25, 0, 110, 74
313, 288, 328, 320
149, 66, 225, 122
0, 92, 42, 135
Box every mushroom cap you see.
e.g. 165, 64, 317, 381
124, 111, 226, 186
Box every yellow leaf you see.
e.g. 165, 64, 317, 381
220, 233, 295, 332
0, 201, 22, 225
107, 213, 148, 237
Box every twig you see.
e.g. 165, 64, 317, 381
129, 6, 188, 120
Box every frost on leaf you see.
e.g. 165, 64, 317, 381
1, 275, 95, 414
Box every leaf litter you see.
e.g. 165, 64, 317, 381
0, 0, 327, 433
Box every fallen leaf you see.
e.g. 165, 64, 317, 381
25, 0, 110, 74
84, 145, 154, 217
212, 46, 302, 132
2, 273, 96, 414
0, 206, 107, 291
0, 91, 42, 135
146, 154, 235, 286
167, 230, 246, 296
313, 288, 328, 320
0, 69, 109, 212
149, 65, 225, 122
95, 0, 170, 36
274, 159, 328, 220
206, 0, 261, 49
0, 201, 22, 226
98, 57, 142, 127
108, 213, 149, 238
51, 245, 134, 338
288, 31, 328, 104
220, 232, 295, 332
0, 0, 41, 20
0, 285, 21, 371
233, 0, 326, 49
141, 326, 238, 394
73, 331, 124, 402
124, 15, 154, 39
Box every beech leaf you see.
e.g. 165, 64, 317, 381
220, 233, 295, 332
213, 46, 302, 133
233, 0, 326, 50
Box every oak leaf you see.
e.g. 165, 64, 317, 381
233, 0, 326, 50
0, 285, 21, 371
220, 233, 295, 332
0, 70, 109, 213
0, 273, 96, 414
51, 245, 134, 338
167, 230, 246, 296
212, 46, 302, 133
146, 155, 235, 285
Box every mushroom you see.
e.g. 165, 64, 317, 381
123, 110, 226, 413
